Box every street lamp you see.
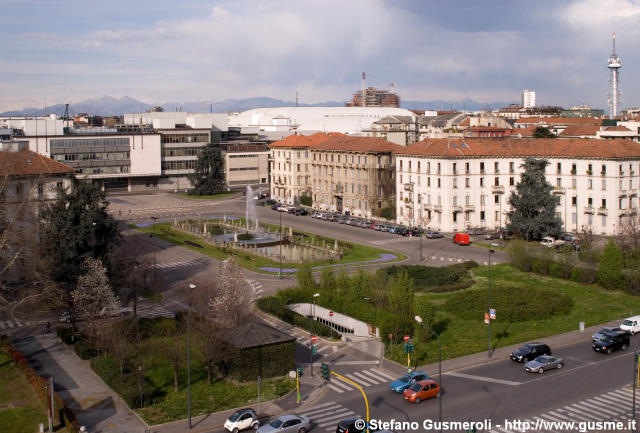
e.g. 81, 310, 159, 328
488, 248, 495, 358
187, 283, 196, 429
279, 210, 283, 279
92, 222, 97, 258
310, 293, 320, 376
151, 216, 158, 298
415, 315, 441, 433
138, 365, 143, 409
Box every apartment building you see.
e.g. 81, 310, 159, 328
395, 138, 640, 236
270, 134, 402, 218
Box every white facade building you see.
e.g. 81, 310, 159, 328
522, 90, 536, 109
395, 138, 640, 236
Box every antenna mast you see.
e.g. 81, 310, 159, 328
361, 72, 366, 107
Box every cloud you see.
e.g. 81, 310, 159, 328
564, 0, 640, 26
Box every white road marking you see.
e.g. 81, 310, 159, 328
444, 371, 521, 386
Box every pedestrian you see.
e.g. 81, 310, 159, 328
119, 209, 122, 216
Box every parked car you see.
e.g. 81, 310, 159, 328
337, 217, 348, 224
271, 204, 282, 211
257, 415, 310, 433
311, 211, 321, 219
425, 230, 444, 239
387, 226, 398, 234
253, 193, 268, 200
470, 227, 486, 236
592, 326, 623, 341
402, 379, 440, 403
293, 208, 309, 216
327, 213, 339, 222
510, 342, 551, 362
620, 315, 640, 335
484, 232, 500, 240
224, 408, 259, 433
524, 355, 565, 373
96, 305, 132, 318
555, 242, 581, 253
59, 311, 71, 323
593, 330, 630, 354
453, 232, 470, 245
389, 371, 430, 393
541, 236, 566, 248
278, 205, 290, 212
560, 233, 578, 242
335, 418, 365, 433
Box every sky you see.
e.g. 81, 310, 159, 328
1, 0, 640, 112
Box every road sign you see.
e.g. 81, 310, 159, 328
490, 309, 496, 320
484, 313, 490, 324
388, 333, 393, 340
404, 335, 410, 342
312, 347, 318, 355
311, 335, 317, 342
329, 310, 334, 317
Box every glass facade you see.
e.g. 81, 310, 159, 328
162, 160, 197, 170
53, 151, 130, 162
161, 133, 209, 144
51, 137, 130, 148
161, 147, 203, 157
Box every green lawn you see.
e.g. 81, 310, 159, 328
386, 264, 640, 366
0, 349, 49, 433
177, 191, 237, 200
134, 220, 405, 274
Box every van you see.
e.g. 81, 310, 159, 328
453, 232, 470, 245
620, 315, 640, 335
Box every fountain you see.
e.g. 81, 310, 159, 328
246, 185, 258, 230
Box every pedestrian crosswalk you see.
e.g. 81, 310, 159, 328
298, 402, 361, 431
297, 336, 338, 356
488, 386, 636, 433
325, 368, 396, 394
0, 320, 24, 330
155, 259, 206, 270
136, 306, 175, 319
248, 279, 263, 300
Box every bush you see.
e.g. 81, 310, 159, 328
548, 263, 563, 279
597, 239, 625, 290
429, 279, 475, 293
570, 266, 597, 284
299, 195, 312, 206
444, 285, 573, 322
578, 249, 601, 264
531, 258, 549, 275
507, 239, 533, 272
74, 340, 98, 360
56, 326, 75, 345
377, 262, 476, 291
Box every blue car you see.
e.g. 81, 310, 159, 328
389, 371, 430, 393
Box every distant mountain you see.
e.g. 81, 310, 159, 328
0, 95, 517, 117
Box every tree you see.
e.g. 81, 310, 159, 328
296, 264, 315, 292
208, 257, 252, 326
532, 126, 556, 138
597, 239, 624, 290
40, 177, 120, 292
506, 158, 562, 241
387, 269, 415, 340
189, 144, 225, 195
319, 267, 336, 293
156, 320, 186, 392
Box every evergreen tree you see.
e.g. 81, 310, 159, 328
319, 267, 336, 293
296, 264, 315, 292
506, 158, 562, 240
532, 126, 556, 138
40, 177, 120, 291
597, 239, 625, 290
387, 269, 415, 339
189, 144, 225, 195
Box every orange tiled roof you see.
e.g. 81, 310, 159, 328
511, 125, 537, 137
269, 134, 313, 148
515, 117, 601, 125
398, 138, 640, 159
558, 125, 600, 136
0, 149, 74, 176
605, 125, 633, 132
458, 117, 470, 127
309, 135, 406, 153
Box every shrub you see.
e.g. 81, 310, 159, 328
578, 248, 601, 264
300, 195, 312, 206
548, 263, 563, 279
377, 262, 476, 291
597, 239, 625, 290
444, 285, 573, 322
429, 280, 475, 293
507, 239, 533, 272
530, 258, 549, 275
56, 326, 75, 345
570, 266, 597, 284
74, 340, 98, 360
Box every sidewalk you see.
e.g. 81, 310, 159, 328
14, 334, 148, 433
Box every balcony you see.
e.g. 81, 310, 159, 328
403, 197, 413, 204
584, 206, 595, 214
597, 207, 608, 215
464, 204, 475, 212
571, 170, 577, 175
492, 185, 505, 194
480, 169, 485, 174
452, 205, 463, 213
404, 183, 414, 192
552, 186, 565, 195
586, 170, 593, 176
601, 171, 607, 177
432, 204, 443, 212
423, 203, 432, 211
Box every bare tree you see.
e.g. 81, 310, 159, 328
617, 211, 640, 250
104, 321, 135, 374
156, 319, 186, 392
208, 257, 252, 326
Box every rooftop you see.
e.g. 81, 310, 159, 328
219, 320, 296, 350
0, 149, 74, 176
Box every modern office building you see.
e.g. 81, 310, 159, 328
522, 90, 536, 109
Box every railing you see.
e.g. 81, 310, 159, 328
464, 204, 475, 212
552, 187, 565, 194
597, 207, 608, 215
584, 206, 595, 214
492, 185, 505, 194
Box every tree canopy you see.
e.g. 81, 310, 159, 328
506, 158, 562, 241
532, 126, 556, 138
40, 176, 120, 291
189, 144, 225, 195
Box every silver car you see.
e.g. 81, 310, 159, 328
257, 415, 310, 433
524, 355, 565, 374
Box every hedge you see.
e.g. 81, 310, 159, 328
376, 262, 477, 292
228, 341, 296, 381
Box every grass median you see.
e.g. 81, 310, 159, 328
387, 264, 640, 366
177, 191, 237, 200
132, 220, 405, 274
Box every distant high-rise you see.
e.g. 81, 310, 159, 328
522, 90, 536, 109
346, 87, 400, 108
607, 32, 622, 119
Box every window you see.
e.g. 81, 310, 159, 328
602, 199, 607, 209
557, 162, 561, 174
494, 162, 500, 173
572, 179, 577, 189
588, 179, 593, 189
465, 195, 470, 205
453, 162, 457, 174
510, 177, 515, 186
588, 197, 593, 207
480, 211, 485, 221
465, 162, 470, 174
453, 196, 458, 206
400, 160, 403, 170
437, 178, 441, 188
555, 178, 561, 187
602, 180, 606, 190
510, 162, 515, 174
480, 162, 485, 174
588, 164, 593, 174
15, 183, 24, 196
494, 195, 500, 204
601, 164, 606, 175
453, 212, 457, 222
417, 161, 420, 171
409, 161, 412, 171
427, 177, 431, 187
494, 177, 500, 186
465, 177, 470, 188
481, 195, 486, 205
495, 210, 499, 221
572, 196, 577, 206
480, 177, 485, 187
453, 178, 457, 189
437, 162, 441, 174
571, 163, 577, 174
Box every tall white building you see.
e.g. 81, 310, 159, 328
522, 90, 536, 109
395, 137, 640, 236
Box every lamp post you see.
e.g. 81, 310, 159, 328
310, 293, 319, 376
151, 216, 158, 298
91, 222, 97, 258
415, 315, 441, 433
279, 209, 283, 279
138, 365, 143, 409
187, 283, 196, 429
488, 248, 495, 358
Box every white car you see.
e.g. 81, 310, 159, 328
224, 409, 259, 433
620, 315, 640, 335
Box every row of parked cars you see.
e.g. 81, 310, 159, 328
310, 211, 425, 237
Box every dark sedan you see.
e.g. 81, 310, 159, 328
425, 231, 444, 239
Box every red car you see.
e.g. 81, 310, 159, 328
402, 379, 440, 403
453, 232, 470, 245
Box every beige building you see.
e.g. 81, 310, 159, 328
270, 134, 402, 218
395, 137, 640, 235
220, 142, 270, 188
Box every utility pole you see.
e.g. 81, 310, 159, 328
487, 248, 495, 357
279, 210, 283, 278
187, 283, 196, 429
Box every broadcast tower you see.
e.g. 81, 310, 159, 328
607, 32, 621, 119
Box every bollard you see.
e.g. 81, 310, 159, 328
579, 322, 585, 332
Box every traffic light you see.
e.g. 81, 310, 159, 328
297, 367, 304, 377
403, 343, 414, 353
321, 363, 330, 381
312, 346, 318, 356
